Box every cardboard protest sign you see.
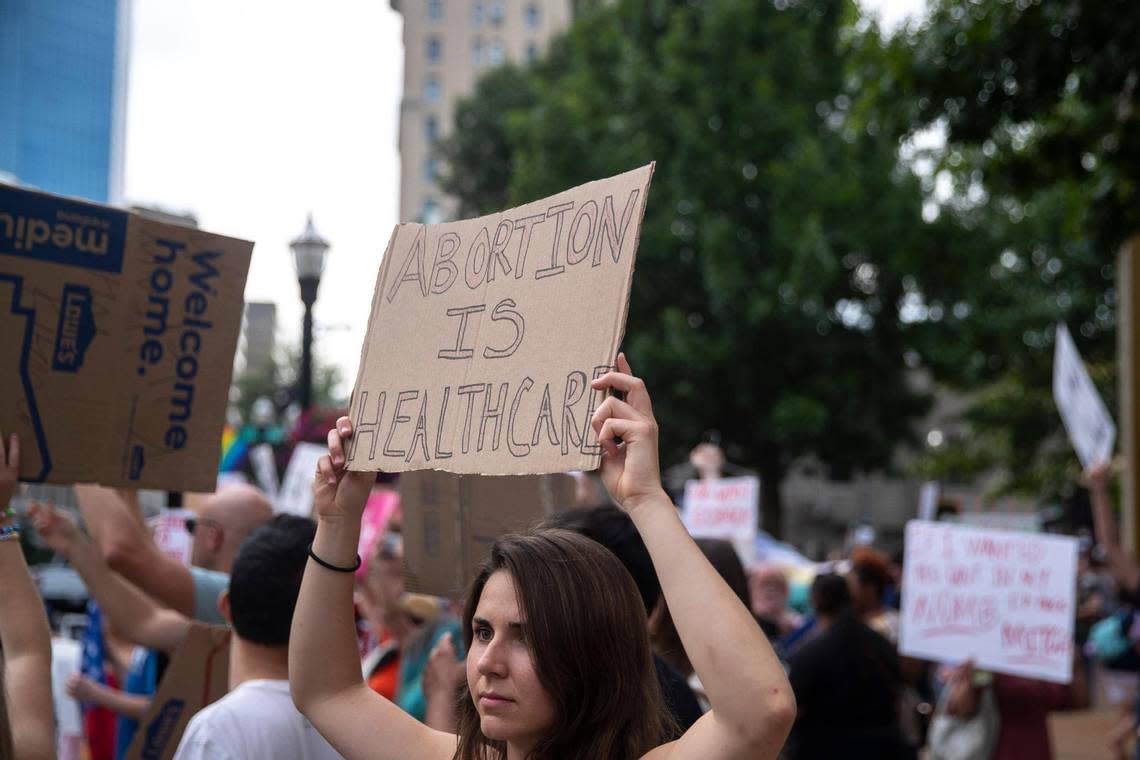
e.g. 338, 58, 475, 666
1053, 322, 1116, 468
125, 623, 230, 760
0, 184, 252, 491
400, 471, 575, 597
682, 476, 760, 566
346, 165, 655, 476
899, 520, 1078, 684
275, 442, 326, 516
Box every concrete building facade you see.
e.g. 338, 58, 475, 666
391, 0, 574, 223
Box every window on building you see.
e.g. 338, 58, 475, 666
472, 1, 484, 24
525, 42, 538, 62
425, 157, 439, 182
426, 36, 442, 64
422, 198, 442, 224
424, 76, 441, 103
489, 0, 505, 25
425, 115, 439, 143
525, 3, 539, 28
428, 0, 444, 20
488, 39, 505, 66
472, 38, 484, 67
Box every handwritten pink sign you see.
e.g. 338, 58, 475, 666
682, 476, 759, 566
899, 520, 1078, 684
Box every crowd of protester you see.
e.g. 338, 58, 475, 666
0, 361, 1139, 759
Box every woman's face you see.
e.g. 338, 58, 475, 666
466, 571, 556, 751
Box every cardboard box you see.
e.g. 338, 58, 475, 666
0, 183, 252, 491
400, 471, 576, 598
346, 165, 655, 476
125, 623, 231, 760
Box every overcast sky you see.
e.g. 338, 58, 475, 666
122, 0, 927, 396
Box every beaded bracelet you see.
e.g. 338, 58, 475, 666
0, 524, 20, 543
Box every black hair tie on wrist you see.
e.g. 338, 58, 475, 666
307, 543, 362, 573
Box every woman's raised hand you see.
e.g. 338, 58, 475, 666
589, 353, 668, 513
313, 416, 375, 523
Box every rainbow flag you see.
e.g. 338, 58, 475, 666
219, 425, 253, 472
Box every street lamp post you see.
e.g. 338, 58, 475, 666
290, 215, 330, 411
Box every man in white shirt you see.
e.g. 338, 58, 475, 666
173, 514, 343, 760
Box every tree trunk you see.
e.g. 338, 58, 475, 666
759, 462, 784, 539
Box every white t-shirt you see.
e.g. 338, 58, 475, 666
173, 679, 343, 760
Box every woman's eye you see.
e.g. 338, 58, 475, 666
475, 626, 492, 642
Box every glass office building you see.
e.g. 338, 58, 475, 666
0, 0, 130, 203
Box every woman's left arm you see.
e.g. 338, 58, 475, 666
589, 358, 795, 760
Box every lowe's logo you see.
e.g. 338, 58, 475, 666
0, 185, 127, 273
52, 285, 96, 372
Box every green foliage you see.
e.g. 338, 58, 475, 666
440, 0, 941, 534
230, 346, 347, 426
893, 0, 1132, 495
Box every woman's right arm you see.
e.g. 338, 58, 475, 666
288, 420, 455, 760
589, 357, 796, 760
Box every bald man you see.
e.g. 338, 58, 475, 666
76, 484, 273, 624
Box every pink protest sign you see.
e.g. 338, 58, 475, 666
899, 520, 1078, 684
357, 490, 400, 580
681, 476, 759, 566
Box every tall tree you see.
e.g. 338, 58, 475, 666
890, 0, 1135, 495
441, 0, 941, 536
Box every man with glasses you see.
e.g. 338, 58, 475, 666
76, 484, 273, 624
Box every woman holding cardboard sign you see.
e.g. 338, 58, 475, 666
290, 354, 795, 760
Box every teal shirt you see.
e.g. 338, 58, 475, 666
395, 617, 465, 721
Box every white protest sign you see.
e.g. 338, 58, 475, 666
1053, 323, 1116, 468
249, 443, 279, 499
917, 481, 940, 522
682, 476, 760, 566
276, 443, 326, 517
899, 520, 1078, 684
150, 508, 193, 566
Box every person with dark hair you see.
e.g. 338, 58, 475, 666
173, 514, 343, 759
0, 433, 55, 760
544, 505, 703, 731
784, 573, 912, 760
31, 506, 343, 759
291, 355, 795, 760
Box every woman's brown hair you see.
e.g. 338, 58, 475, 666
454, 528, 668, 760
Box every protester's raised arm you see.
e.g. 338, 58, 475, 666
289, 419, 455, 760
0, 433, 55, 760
30, 502, 189, 654
1085, 461, 1139, 592
74, 485, 197, 617
590, 357, 795, 760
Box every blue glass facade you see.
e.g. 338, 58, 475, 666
0, 0, 123, 202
